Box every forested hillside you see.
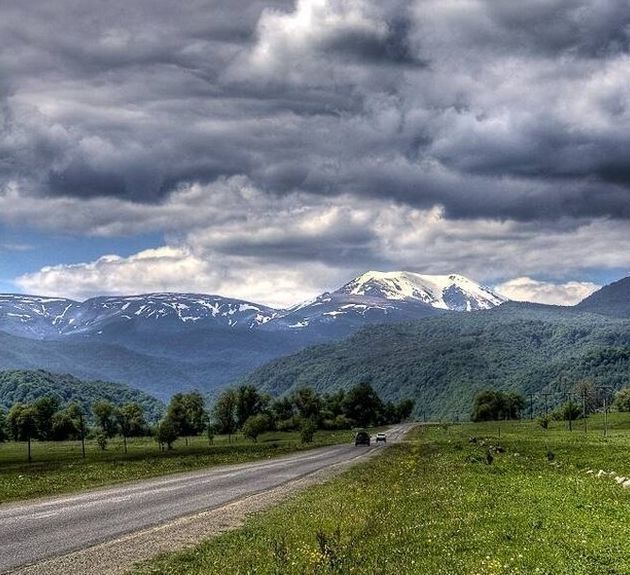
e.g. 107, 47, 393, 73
0, 370, 164, 422
0, 329, 298, 401
575, 276, 630, 318
238, 304, 630, 419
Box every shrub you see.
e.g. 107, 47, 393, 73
614, 388, 630, 412
155, 417, 178, 450
276, 417, 299, 432
242, 414, 271, 442
96, 432, 108, 451
552, 401, 581, 421
300, 418, 317, 444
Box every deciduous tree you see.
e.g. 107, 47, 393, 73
92, 400, 118, 437
156, 418, 178, 450
342, 383, 383, 427
212, 389, 237, 435
33, 396, 60, 440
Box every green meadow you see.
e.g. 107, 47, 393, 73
0, 429, 355, 503
132, 414, 630, 575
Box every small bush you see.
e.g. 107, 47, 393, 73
242, 414, 271, 442
614, 388, 630, 412
96, 432, 108, 451
300, 418, 317, 444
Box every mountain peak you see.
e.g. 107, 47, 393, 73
337, 270, 507, 311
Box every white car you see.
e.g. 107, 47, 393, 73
375, 432, 387, 443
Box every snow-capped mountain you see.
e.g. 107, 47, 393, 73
71, 294, 277, 333
0, 271, 508, 397
0, 272, 506, 340
0, 293, 277, 339
268, 271, 507, 333
0, 294, 81, 339
338, 271, 506, 311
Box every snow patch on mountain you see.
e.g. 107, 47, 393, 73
338, 271, 507, 311
0, 272, 507, 339
0, 293, 277, 338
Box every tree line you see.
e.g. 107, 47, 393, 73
0, 396, 149, 451
209, 382, 414, 444
471, 383, 630, 422
0, 369, 164, 422
0, 383, 415, 454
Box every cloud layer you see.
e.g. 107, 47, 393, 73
495, 277, 600, 306
3, 0, 630, 303
14, 178, 629, 305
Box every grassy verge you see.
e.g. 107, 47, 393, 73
0, 429, 355, 503
131, 415, 630, 575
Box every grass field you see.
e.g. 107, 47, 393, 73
0, 429, 357, 503
131, 413, 630, 575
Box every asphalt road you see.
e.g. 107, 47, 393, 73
0, 425, 409, 573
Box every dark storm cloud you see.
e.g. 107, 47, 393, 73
322, 17, 425, 66
213, 223, 378, 265
2, 0, 630, 225
477, 1, 630, 58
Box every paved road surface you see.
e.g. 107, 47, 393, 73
0, 425, 409, 573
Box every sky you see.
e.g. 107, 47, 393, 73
1, 0, 629, 308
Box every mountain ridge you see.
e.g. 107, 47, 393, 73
0, 271, 507, 340
1, 272, 627, 404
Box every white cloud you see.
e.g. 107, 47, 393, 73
228, 0, 387, 85
495, 277, 601, 306
12, 179, 629, 306
15, 246, 341, 308
7, 176, 630, 306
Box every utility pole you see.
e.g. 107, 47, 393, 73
542, 393, 551, 417
529, 394, 534, 421
582, 389, 587, 433
567, 393, 573, 432
79, 410, 86, 458
595, 385, 613, 438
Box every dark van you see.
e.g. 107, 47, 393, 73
354, 430, 371, 446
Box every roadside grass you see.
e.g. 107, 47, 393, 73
131, 414, 630, 575
0, 429, 356, 503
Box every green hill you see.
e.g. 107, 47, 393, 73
575, 276, 630, 318
0, 370, 165, 422
237, 304, 630, 419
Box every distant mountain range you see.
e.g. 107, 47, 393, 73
0, 272, 628, 405
0, 272, 505, 340
0, 271, 505, 399
0, 293, 277, 339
